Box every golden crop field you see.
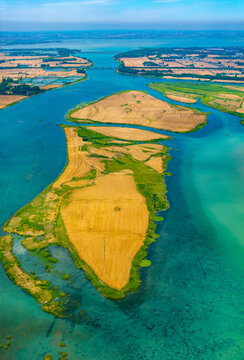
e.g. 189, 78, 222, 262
72, 91, 206, 132
61, 171, 149, 290
88, 126, 169, 141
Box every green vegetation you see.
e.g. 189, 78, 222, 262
44, 355, 52, 360
0, 92, 173, 312
0, 335, 13, 352
143, 61, 159, 67
0, 235, 66, 318
77, 68, 85, 74
140, 259, 151, 267
114, 47, 244, 82
0, 77, 42, 96
43, 355, 52, 360
75, 126, 133, 148
149, 82, 244, 125
62, 274, 70, 280
81, 144, 88, 151
60, 352, 69, 357
101, 154, 169, 295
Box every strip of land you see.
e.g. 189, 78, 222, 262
0, 235, 64, 317
149, 82, 244, 124
1, 90, 208, 316
88, 126, 170, 141
69, 90, 207, 132
114, 47, 244, 83
1, 121, 170, 306
0, 48, 92, 109
0, 48, 92, 82
0, 94, 27, 109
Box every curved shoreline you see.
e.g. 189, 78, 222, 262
0, 75, 89, 111
0, 117, 171, 314
0, 89, 211, 316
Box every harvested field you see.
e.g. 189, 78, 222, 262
53, 127, 104, 188
1, 121, 169, 302
88, 126, 169, 141
39, 84, 62, 90
60, 171, 149, 290
120, 56, 163, 67
149, 82, 244, 123
107, 143, 164, 162
165, 92, 197, 104
0, 68, 82, 81
144, 156, 164, 173
0, 94, 27, 109
115, 48, 244, 83
208, 93, 243, 112
72, 91, 206, 132
226, 86, 244, 92
236, 101, 244, 114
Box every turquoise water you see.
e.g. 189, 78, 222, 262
0, 36, 244, 359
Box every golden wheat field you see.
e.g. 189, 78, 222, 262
72, 91, 206, 132
61, 171, 149, 289
165, 92, 197, 104
0, 94, 27, 109
53, 128, 104, 188
88, 126, 169, 141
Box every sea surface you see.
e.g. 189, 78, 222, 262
0, 33, 244, 360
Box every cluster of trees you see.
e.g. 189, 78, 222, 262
143, 61, 159, 67
0, 77, 42, 96
118, 65, 172, 76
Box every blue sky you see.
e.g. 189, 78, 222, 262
1, 0, 244, 30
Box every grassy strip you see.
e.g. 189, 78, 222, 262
74, 125, 169, 147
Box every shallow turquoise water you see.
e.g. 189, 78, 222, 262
0, 36, 244, 359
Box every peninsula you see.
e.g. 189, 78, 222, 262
149, 82, 244, 124
0, 90, 208, 317
114, 47, 244, 83
0, 48, 92, 109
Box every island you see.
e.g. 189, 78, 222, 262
0, 48, 92, 109
69, 90, 207, 132
114, 47, 244, 83
0, 90, 208, 317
